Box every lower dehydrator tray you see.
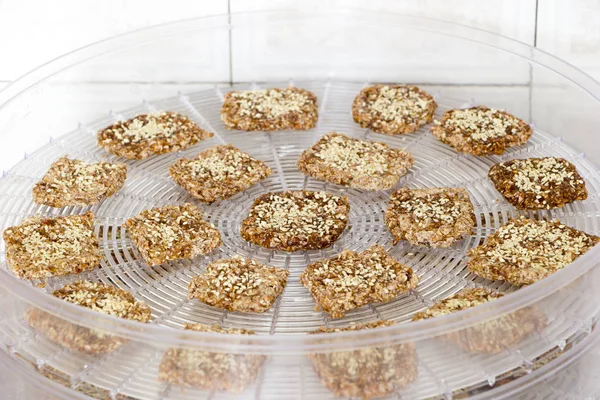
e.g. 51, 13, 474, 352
0, 80, 599, 399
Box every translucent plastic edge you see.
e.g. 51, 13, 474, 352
0, 9, 599, 353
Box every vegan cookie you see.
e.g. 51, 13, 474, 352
301, 245, 419, 318
431, 106, 532, 155
221, 87, 318, 131
97, 111, 212, 159
25, 280, 151, 354
413, 288, 545, 354
297, 132, 414, 190
32, 157, 127, 208
467, 217, 599, 285
385, 187, 475, 247
488, 157, 587, 209
3, 212, 101, 280
352, 85, 437, 135
158, 323, 266, 392
309, 321, 418, 399
240, 191, 349, 252
188, 256, 289, 313
124, 204, 221, 266
170, 144, 272, 203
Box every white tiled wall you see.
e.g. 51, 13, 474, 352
0, 0, 599, 84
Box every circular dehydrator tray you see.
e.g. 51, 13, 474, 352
1, 80, 600, 332
0, 80, 599, 399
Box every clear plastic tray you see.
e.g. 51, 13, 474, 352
0, 9, 599, 399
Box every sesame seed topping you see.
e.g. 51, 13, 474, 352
3, 212, 101, 279
124, 204, 221, 266
467, 217, 600, 285
53, 280, 151, 322
33, 157, 127, 208
188, 257, 289, 313
231, 88, 313, 119
488, 157, 588, 210
314, 134, 389, 175
301, 245, 419, 319
369, 85, 434, 122
442, 108, 521, 142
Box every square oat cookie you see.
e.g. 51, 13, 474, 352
124, 204, 221, 266
188, 256, 289, 313
300, 245, 419, 319
488, 157, 588, 210
25, 280, 151, 354
221, 87, 318, 131
412, 288, 546, 354
430, 106, 533, 155
158, 323, 266, 392
309, 321, 418, 399
3, 211, 101, 280
32, 157, 127, 208
352, 85, 437, 135
97, 111, 213, 160
297, 132, 414, 190
170, 144, 273, 204
385, 187, 475, 248
240, 191, 350, 252
467, 217, 600, 285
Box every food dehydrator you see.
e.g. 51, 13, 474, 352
0, 9, 600, 399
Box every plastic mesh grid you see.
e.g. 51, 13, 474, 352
0, 80, 600, 398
